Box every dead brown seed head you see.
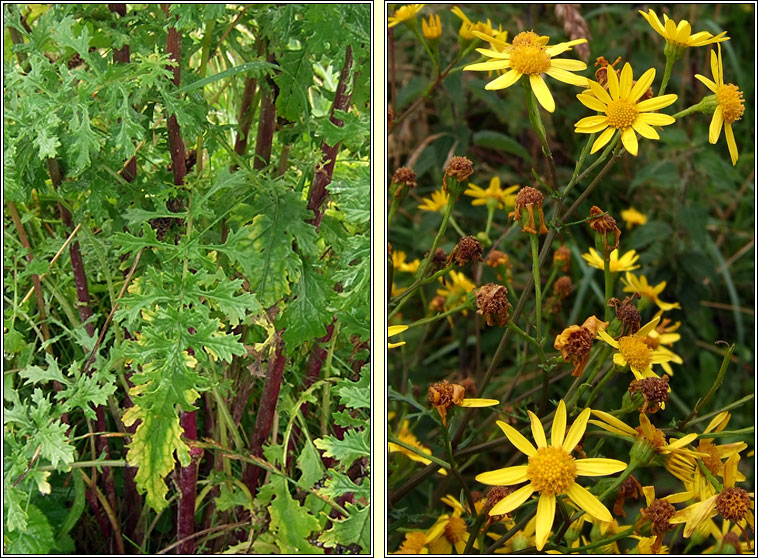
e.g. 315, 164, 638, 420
716, 487, 751, 523
450, 236, 483, 266
475, 283, 511, 327
554, 275, 573, 299
629, 375, 670, 413
392, 167, 417, 189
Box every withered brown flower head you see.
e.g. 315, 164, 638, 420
429, 294, 446, 313
485, 486, 514, 523
554, 275, 573, 299
643, 498, 676, 535
486, 250, 509, 268
392, 166, 417, 189
449, 236, 483, 267
509, 186, 549, 234
629, 375, 670, 413
608, 294, 641, 335
431, 247, 447, 272
613, 474, 643, 517
475, 283, 511, 327
716, 487, 752, 523
594, 55, 621, 86
428, 380, 466, 425
554, 316, 608, 377
589, 205, 621, 252
443, 156, 474, 195
553, 244, 571, 272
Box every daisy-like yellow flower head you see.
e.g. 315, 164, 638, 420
582, 248, 640, 272
388, 324, 408, 349
393, 531, 428, 554
620, 207, 647, 228
639, 9, 729, 49
421, 13, 441, 41
388, 4, 425, 29
597, 315, 675, 379
418, 189, 449, 212
621, 272, 681, 312
425, 496, 480, 553
463, 30, 589, 113
575, 62, 678, 155
476, 400, 627, 550
388, 420, 435, 465
450, 6, 492, 42
695, 44, 745, 165
464, 176, 519, 209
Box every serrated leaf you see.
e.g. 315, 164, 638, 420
318, 502, 370, 551
123, 405, 191, 513
335, 366, 369, 409
318, 470, 369, 501
275, 47, 313, 122
267, 475, 323, 554
18, 354, 69, 387
314, 428, 369, 470
3, 503, 55, 553
34, 124, 60, 160
69, 106, 100, 175
278, 258, 332, 350
317, 110, 368, 148
333, 409, 367, 428
297, 440, 326, 489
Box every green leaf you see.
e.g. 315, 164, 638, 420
3, 503, 55, 553
318, 470, 369, 501
18, 354, 69, 387
275, 47, 313, 122
278, 258, 333, 350
473, 130, 530, 161
297, 440, 326, 489
267, 475, 323, 554
317, 110, 369, 148
34, 120, 61, 160
68, 106, 100, 175
335, 365, 369, 409
318, 502, 370, 552
314, 428, 369, 470
173, 61, 276, 95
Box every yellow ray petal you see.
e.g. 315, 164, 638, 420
497, 420, 537, 457
535, 493, 556, 550
528, 410, 548, 449
552, 400, 567, 447
490, 483, 535, 516
563, 407, 591, 452
530, 73, 555, 113
575, 458, 627, 476
476, 465, 530, 486
567, 482, 612, 521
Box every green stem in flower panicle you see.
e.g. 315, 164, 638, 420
530, 233, 543, 342
522, 78, 557, 192
416, 194, 455, 281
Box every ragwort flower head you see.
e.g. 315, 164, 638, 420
696, 44, 745, 165
476, 400, 626, 550
388, 4, 425, 29
582, 247, 640, 272
464, 176, 519, 210
597, 315, 676, 379
418, 189, 449, 212
575, 62, 677, 156
639, 9, 729, 49
463, 30, 589, 112
621, 271, 681, 312
554, 315, 608, 377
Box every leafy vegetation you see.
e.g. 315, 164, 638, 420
4, 4, 370, 554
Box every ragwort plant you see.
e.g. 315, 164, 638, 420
4, 4, 370, 554
387, 4, 753, 554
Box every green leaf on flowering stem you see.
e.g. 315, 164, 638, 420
317, 110, 369, 148
275, 47, 313, 122
68, 106, 100, 175
3, 503, 55, 554
318, 470, 369, 501
266, 475, 323, 554
318, 502, 370, 552
473, 130, 530, 161
296, 440, 326, 489
278, 258, 333, 350
333, 409, 367, 428
18, 354, 69, 387
314, 428, 369, 470
33, 120, 61, 160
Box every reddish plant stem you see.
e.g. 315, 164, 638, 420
242, 341, 286, 497
163, 9, 198, 552
252, 56, 277, 171
233, 77, 258, 159
307, 45, 354, 228
47, 159, 118, 538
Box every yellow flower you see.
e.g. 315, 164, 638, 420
392, 250, 420, 273
436, 270, 475, 313
450, 6, 492, 41
464, 30, 588, 113
418, 189, 449, 212
464, 177, 519, 209
695, 44, 745, 165
475, 400, 627, 551
575, 62, 677, 155
388, 324, 408, 349
425, 495, 479, 553
393, 531, 428, 554
421, 13, 441, 40
621, 272, 681, 312
597, 315, 675, 379
388, 4, 424, 28
639, 9, 729, 48
589, 410, 703, 461
620, 207, 647, 228
389, 420, 447, 474
582, 247, 640, 272
671, 453, 754, 539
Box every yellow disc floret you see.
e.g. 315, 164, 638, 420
716, 84, 745, 124
509, 44, 551, 75
605, 99, 639, 129
618, 336, 653, 370
526, 446, 577, 495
